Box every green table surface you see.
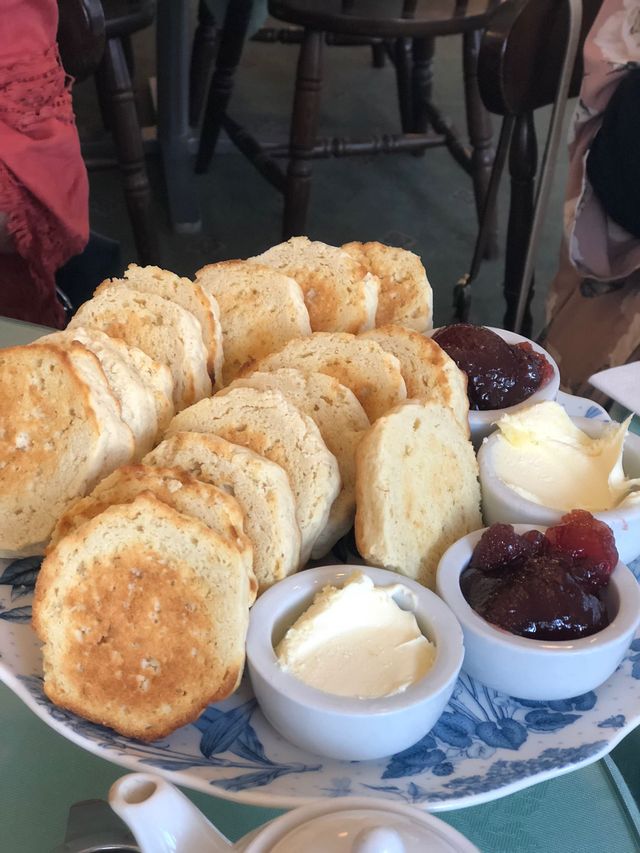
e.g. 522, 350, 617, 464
1, 684, 639, 853
2, 316, 640, 851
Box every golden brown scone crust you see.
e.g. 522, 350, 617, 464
342, 241, 432, 332
33, 495, 251, 741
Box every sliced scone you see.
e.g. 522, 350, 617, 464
355, 400, 482, 590
167, 387, 340, 565
342, 241, 433, 332
144, 431, 300, 591
70, 286, 211, 410
95, 265, 224, 388
38, 327, 159, 458
361, 325, 469, 429
112, 336, 175, 432
195, 260, 311, 384
224, 369, 370, 557
249, 236, 379, 333
49, 464, 256, 602
32, 494, 251, 741
0, 343, 134, 557
242, 332, 407, 422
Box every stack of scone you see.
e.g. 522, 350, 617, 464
6, 236, 485, 742
0, 265, 222, 557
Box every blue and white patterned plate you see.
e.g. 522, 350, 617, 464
556, 390, 610, 422
0, 394, 630, 811
1, 552, 639, 813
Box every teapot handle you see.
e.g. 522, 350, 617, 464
109, 773, 232, 853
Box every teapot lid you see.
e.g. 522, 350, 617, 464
245, 798, 478, 853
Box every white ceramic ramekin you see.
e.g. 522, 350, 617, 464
436, 525, 640, 700
478, 416, 640, 564
246, 565, 464, 761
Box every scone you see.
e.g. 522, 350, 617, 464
33, 494, 252, 741
360, 325, 469, 429
38, 327, 159, 459
49, 464, 256, 603
70, 286, 211, 410
195, 260, 311, 384
250, 236, 379, 333
46, 327, 175, 432
224, 369, 370, 557
167, 388, 340, 566
355, 400, 482, 589
241, 332, 407, 421
144, 431, 301, 591
0, 343, 134, 557
95, 265, 224, 388
342, 241, 433, 331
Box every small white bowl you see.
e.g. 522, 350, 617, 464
428, 326, 560, 448
436, 526, 640, 700
479, 416, 640, 564
246, 565, 464, 761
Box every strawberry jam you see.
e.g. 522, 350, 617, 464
460, 511, 618, 640
432, 323, 554, 410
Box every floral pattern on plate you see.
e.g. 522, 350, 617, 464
1, 541, 639, 811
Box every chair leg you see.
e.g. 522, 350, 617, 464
393, 37, 414, 134
189, 0, 218, 127
503, 113, 537, 335
463, 29, 498, 258
195, 0, 254, 174
411, 36, 434, 134
96, 38, 159, 265
283, 29, 324, 240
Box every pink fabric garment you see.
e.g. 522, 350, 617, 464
0, 0, 89, 327
543, 0, 640, 396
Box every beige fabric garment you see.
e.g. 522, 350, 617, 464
543, 0, 640, 394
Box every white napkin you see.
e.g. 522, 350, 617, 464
588, 362, 640, 415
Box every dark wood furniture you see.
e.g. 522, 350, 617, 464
195, 0, 504, 243
58, 0, 159, 265
466, 0, 601, 335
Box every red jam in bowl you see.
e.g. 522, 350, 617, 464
460, 511, 618, 641
432, 323, 554, 410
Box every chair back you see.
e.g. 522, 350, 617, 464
57, 0, 106, 81
478, 0, 602, 116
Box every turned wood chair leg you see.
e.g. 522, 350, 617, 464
189, 0, 218, 127
283, 29, 324, 240
503, 112, 537, 335
463, 29, 498, 259
411, 36, 434, 134
96, 37, 159, 265
195, 0, 253, 174
393, 37, 414, 134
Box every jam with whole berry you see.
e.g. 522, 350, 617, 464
432, 323, 554, 410
460, 511, 618, 641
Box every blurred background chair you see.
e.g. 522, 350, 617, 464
57, 0, 159, 266
194, 0, 505, 245
459, 0, 602, 335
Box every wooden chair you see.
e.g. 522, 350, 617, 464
57, 0, 159, 265
456, 0, 601, 335
195, 0, 505, 244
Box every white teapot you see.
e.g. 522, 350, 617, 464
109, 772, 478, 853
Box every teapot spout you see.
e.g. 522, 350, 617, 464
109, 772, 232, 853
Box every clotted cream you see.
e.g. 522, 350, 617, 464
275, 571, 435, 699
490, 401, 640, 511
